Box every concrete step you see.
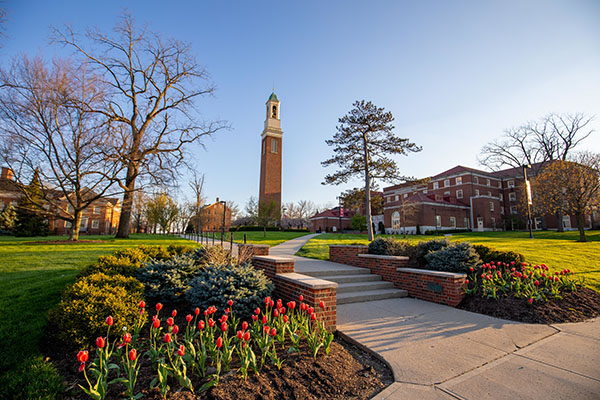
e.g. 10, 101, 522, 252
337, 281, 395, 294
318, 274, 382, 284
337, 288, 408, 305
302, 267, 371, 277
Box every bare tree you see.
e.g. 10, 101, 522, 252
0, 56, 122, 240
130, 190, 149, 234
479, 113, 594, 171
245, 196, 259, 220
0, 3, 7, 48
52, 13, 227, 238
189, 172, 206, 233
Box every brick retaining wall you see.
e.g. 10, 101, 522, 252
329, 245, 466, 307
252, 256, 337, 331
238, 244, 270, 256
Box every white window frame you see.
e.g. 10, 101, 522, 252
455, 176, 462, 185
65, 220, 72, 228
475, 189, 480, 196
490, 201, 494, 211
433, 182, 439, 189
509, 192, 516, 201
92, 220, 100, 229
403, 193, 408, 198
387, 197, 391, 203
444, 191, 451, 196
81, 217, 88, 229
449, 216, 456, 228
486, 178, 491, 186
93, 206, 100, 214
391, 211, 401, 230
395, 195, 399, 201
464, 217, 469, 228
510, 206, 518, 215
507, 180, 515, 188
499, 193, 503, 201
473, 176, 479, 184
444, 179, 450, 187
435, 215, 441, 228
456, 189, 463, 199
487, 191, 492, 197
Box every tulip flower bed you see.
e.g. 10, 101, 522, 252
459, 261, 600, 323
49, 296, 391, 400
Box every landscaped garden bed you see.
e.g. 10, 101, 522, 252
37, 242, 391, 399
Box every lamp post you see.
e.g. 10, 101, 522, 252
219, 200, 227, 245
523, 164, 533, 239
338, 196, 343, 234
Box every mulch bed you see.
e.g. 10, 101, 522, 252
44, 324, 392, 400
25, 240, 107, 244
458, 286, 600, 324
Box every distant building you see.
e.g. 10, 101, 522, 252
0, 167, 120, 235
190, 198, 232, 232
308, 207, 356, 233
383, 163, 597, 234
259, 92, 283, 216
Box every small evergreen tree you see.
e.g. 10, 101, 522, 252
13, 172, 49, 236
0, 203, 17, 232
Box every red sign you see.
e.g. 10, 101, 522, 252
339, 207, 344, 217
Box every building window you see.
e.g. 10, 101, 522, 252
473, 176, 479, 184
486, 178, 491, 186
395, 195, 399, 201
491, 217, 496, 228
487, 191, 492, 197
490, 202, 494, 211
423, 189, 428, 194
403, 193, 408, 198
450, 217, 456, 228
456, 189, 463, 199
499, 193, 503, 201
435, 194, 443, 201
510, 206, 518, 215
81, 217, 88, 229
65, 221, 72, 228
92, 220, 99, 229
271, 138, 278, 153
387, 197, 391, 203
435, 215, 441, 228
475, 189, 480, 196
93, 206, 100, 214
501, 207, 505, 215
464, 217, 469, 228
507, 180, 515, 188
433, 182, 439, 189
391, 211, 400, 230
456, 177, 462, 185
444, 191, 450, 196
509, 192, 516, 201
444, 179, 450, 187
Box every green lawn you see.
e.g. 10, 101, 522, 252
296, 231, 600, 291
191, 230, 311, 247
0, 234, 199, 398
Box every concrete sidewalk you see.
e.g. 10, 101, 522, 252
338, 299, 600, 400
266, 235, 600, 399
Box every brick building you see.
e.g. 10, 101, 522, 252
383, 164, 596, 234
0, 167, 120, 235
190, 198, 232, 232
308, 207, 355, 233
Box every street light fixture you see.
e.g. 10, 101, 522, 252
523, 164, 533, 239
219, 200, 227, 245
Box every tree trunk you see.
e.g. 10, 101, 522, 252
363, 134, 374, 241
556, 210, 564, 232
576, 213, 586, 242
263, 225, 266, 238
116, 166, 138, 238
69, 210, 82, 241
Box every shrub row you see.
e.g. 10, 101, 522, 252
368, 237, 525, 273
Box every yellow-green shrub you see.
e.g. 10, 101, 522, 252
77, 245, 173, 278
51, 272, 146, 346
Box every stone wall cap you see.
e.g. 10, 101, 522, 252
397, 267, 467, 278
276, 272, 338, 289
358, 253, 409, 261
329, 244, 369, 248
240, 244, 270, 248
253, 255, 294, 263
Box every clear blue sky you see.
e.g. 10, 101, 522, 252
2, 0, 599, 211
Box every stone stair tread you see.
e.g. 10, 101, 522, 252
337, 288, 408, 305
318, 274, 382, 283
337, 281, 395, 293
301, 267, 371, 277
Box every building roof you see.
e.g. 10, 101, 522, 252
0, 177, 21, 193
309, 206, 355, 220
431, 165, 495, 180
399, 192, 470, 208
267, 92, 279, 102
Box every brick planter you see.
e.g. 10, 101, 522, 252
238, 244, 270, 256
329, 245, 466, 307
252, 256, 337, 331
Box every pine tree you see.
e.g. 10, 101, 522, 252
13, 172, 50, 237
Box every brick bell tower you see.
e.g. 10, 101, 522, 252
259, 92, 283, 215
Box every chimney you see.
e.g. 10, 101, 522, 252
1, 167, 14, 180
216, 197, 219, 203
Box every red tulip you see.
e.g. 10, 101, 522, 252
264, 296, 271, 305
96, 337, 105, 348
172, 325, 179, 335
264, 325, 270, 334
237, 330, 243, 340
255, 307, 260, 315
106, 316, 113, 326
287, 301, 296, 310
156, 303, 163, 311
277, 299, 282, 309
242, 321, 248, 331
527, 298, 533, 304
270, 328, 277, 337
262, 315, 267, 324
225, 308, 230, 315
299, 295, 303, 302
535, 280, 540, 286
164, 333, 172, 343
177, 345, 185, 356
243, 331, 250, 341
128, 348, 137, 361
204, 310, 208, 317
273, 310, 279, 318
220, 315, 228, 323
186, 314, 193, 323
283, 315, 289, 323
279, 307, 286, 314
308, 307, 314, 315
311, 313, 317, 321
208, 318, 215, 328
319, 301, 325, 309
216, 337, 223, 348
139, 300, 145, 309
269, 300, 274, 308
153, 319, 160, 329
252, 315, 258, 321
77, 350, 89, 363
167, 317, 174, 327
194, 307, 200, 315
171, 310, 177, 317
469, 267, 474, 272
221, 322, 228, 332
228, 299, 234, 307
123, 332, 132, 343
78, 363, 86, 372
198, 320, 205, 330
465, 279, 470, 284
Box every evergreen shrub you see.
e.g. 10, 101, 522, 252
425, 242, 481, 273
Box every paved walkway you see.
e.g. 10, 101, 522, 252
270, 235, 600, 400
